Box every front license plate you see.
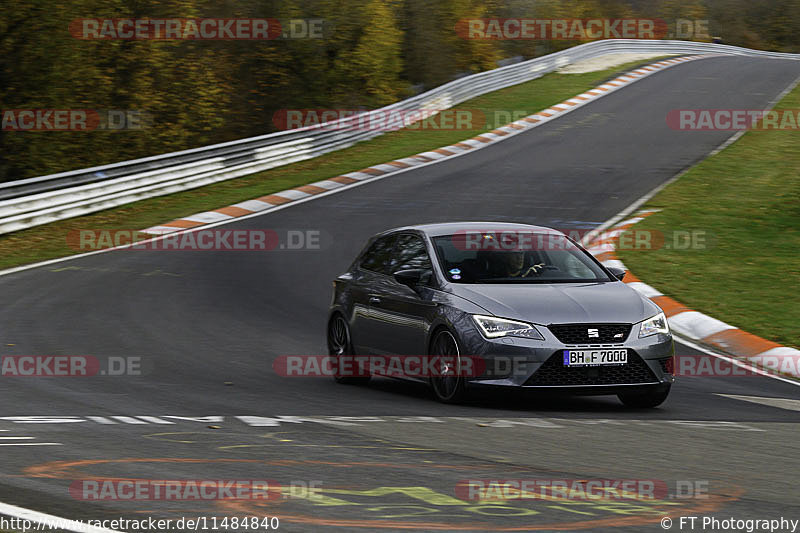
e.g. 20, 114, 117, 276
563, 349, 628, 367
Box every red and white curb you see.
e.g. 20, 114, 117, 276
142, 55, 709, 235
587, 210, 800, 378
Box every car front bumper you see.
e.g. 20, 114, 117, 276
458, 325, 675, 391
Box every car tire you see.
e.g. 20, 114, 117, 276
618, 385, 671, 408
327, 314, 370, 385
429, 329, 468, 404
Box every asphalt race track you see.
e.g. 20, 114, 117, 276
1, 56, 800, 532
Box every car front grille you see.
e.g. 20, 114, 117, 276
548, 323, 632, 344
524, 350, 657, 386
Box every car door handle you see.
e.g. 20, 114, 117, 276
369, 297, 381, 304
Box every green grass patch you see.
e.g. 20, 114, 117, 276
618, 85, 800, 349
0, 58, 672, 271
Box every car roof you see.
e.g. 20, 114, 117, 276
380, 222, 564, 238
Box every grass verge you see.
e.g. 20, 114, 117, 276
618, 83, 800, 349
0, 57, 672, 271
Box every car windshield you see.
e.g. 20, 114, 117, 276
432, 232, 613, 283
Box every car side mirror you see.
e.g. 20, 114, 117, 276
393, 269, 426, 287
607, 267, 626, 281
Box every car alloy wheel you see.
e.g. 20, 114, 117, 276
429, 329, 467, 404
327, 314, 369, 385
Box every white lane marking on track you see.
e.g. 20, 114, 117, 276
110, 416, 147, 424
88, 415, 176, 424
0, 415, 766, 431
136, 416, 175, 424
0, 501, 122, 533
0, 443, 62, 446
0, 433, 62, 445
717, 394, 800, 412
86, 416, 117, 424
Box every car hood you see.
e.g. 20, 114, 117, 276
449, 282, 659, 325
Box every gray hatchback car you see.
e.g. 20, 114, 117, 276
327, 222, 674, 407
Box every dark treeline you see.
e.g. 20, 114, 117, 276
1, 0, 798, 182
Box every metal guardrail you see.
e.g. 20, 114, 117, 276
1, 39, 798, 235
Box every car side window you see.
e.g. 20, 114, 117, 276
394, 234, 433, 284
359, 235, 397, 274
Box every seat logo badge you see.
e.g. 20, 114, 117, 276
614, 333, 624, 338
587, 328, 599, 338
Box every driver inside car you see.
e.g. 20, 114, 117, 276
496, 251, 545, 278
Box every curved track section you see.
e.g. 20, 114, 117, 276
1, 56, 799, 531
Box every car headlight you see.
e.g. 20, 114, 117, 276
472, 315, 544, 340
638, 312, 670, 338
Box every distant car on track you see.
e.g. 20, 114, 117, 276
327, 222, 674, 407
